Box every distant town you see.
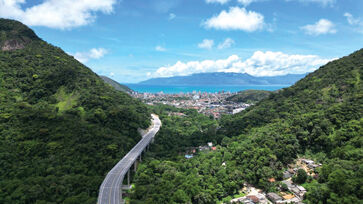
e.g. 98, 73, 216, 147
132, 91, 251, 118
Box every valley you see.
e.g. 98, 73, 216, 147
0, 8, 362, 204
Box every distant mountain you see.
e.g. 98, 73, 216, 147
100, 75, 133, 93
139, 72, 307, 86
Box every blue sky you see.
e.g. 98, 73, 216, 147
1, 0, 362, 83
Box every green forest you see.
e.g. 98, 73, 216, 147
1, 18, 362, 204
130, 49, 363, 203
226, 90, 272, 103
0, 19, 150, 203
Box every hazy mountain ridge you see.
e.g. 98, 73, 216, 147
100, 75, 133, 94
139, 72, 308, 86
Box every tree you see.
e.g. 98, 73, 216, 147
293, 169, 307, 184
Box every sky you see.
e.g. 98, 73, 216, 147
0, 0, 362, 83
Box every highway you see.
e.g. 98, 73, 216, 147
97, 114, 161, 204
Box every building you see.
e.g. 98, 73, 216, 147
246, 195, 259, 203
233, 107, 245, 114
283, 171, 293, 179
296, 186, 306, 197
267, 193, 283, 204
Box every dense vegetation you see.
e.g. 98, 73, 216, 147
131, 49, 362, 203
147, 104, 218, 159
100, 75, 133, 94
226, 89, 272, 103
0, 19, 150, 203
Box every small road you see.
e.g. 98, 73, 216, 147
97, 114, 161, 204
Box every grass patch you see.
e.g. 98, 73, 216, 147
54, 86, 79, 112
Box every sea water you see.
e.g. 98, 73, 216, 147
126, 84, 289, 94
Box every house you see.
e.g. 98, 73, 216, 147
281, 180, 294, 188
246, 195, 259, 203
291, 187, 300, 196
230, 195, 263, 204
297, 186, 306, 197
308, 163, 322, 169
198, 146, 209, 151
301, 159, 314, 165
267, 193, 283, 204
230, 196, 254, 204
283, 171, 292, 179
290, 186, 306, 198
268, 178, 276, 183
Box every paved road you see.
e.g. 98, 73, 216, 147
97, 114, 161, 204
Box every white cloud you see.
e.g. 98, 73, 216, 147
169, 13, 176, 20
110, 72, 115, 77
344, 13, 363, 33
155, 46, 166, 52
198, 39, 214, 50
151, 51, 334, 78
74, 48, 108, 63
344, 13, 359, 25
205, 0, 230, 4
301, 19, 336, 35
218, 38, 235, 49
203, 7, 265, 32
237, 0, 257, 6
0, 0, 116, 29
286, 0, 335, 7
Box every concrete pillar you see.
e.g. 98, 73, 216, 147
120, 189, 123, 204
134, 161, 137, 172
139, 154, 142, 162
127, 170, 130, 186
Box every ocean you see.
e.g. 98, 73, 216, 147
126, 84, 290, 94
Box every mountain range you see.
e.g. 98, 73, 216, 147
139, 72, 308, 86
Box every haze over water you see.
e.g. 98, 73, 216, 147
126, 84, 288, 94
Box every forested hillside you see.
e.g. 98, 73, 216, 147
226, 90, 272, 103
131, 49, 362, 203
0, 19, 150, 203
100, 75, 133, 94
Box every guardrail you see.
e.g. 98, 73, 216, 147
97, 114, 161, 204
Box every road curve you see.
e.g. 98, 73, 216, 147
97, 114, 161, 204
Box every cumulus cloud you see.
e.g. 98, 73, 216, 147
203, 7, 265, 32
198, 39, 214, 50
155, 46, 166, 52
205, 0, 230, 4
286, 0, 335, 7
74, 48, 108, 63
301, 19, 336, 35
0, 0, 116, 29
151, 51, 334, 78
218, 38, 235, 49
